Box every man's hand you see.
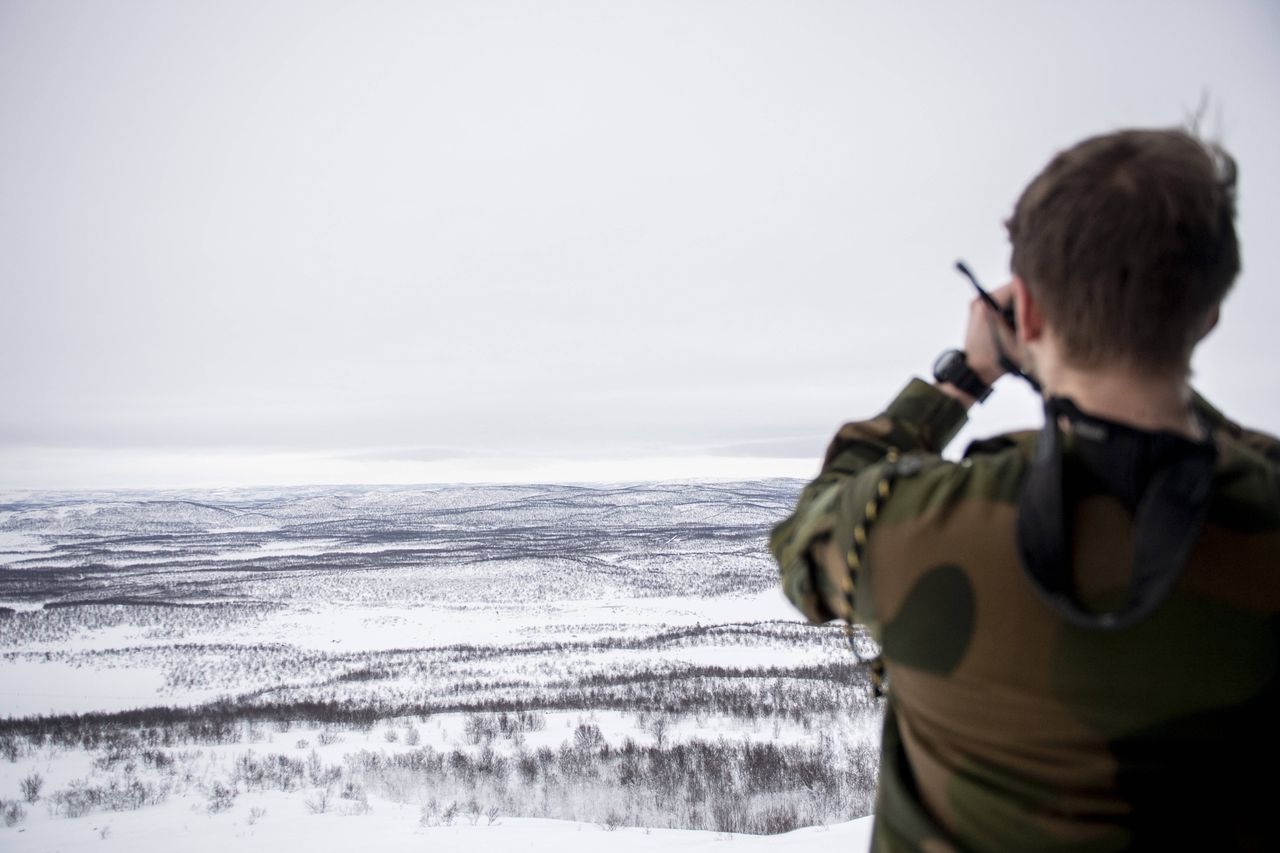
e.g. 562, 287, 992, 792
964, 283, 1016, 388
936, 284, 1020, 409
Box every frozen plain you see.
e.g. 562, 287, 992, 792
0, 482, 881, 850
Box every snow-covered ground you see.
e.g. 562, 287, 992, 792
3, 794, 875, 853
0, 483, 881, 849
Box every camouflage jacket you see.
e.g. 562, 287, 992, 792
771, 378, 1280, 851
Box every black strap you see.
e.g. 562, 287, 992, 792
953, 260, 1042, 394
1016, 397, 1217, 631
988, 320, 1042, 395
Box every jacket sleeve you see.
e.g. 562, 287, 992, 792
769, 378, 969, 626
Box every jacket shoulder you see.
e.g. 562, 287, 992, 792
961, 429, 1039, 461
873, 431, 1038, 525
1209, 420, 1280, 534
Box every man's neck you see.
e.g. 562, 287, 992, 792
1041, 364, 1202, 440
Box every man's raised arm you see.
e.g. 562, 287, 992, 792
769, 378, 969, 627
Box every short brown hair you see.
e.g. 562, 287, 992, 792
1006, 128, 1240, 373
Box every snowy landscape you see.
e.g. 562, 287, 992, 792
0, 482, 880, 850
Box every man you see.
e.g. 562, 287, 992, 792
770, 128, 1279, 851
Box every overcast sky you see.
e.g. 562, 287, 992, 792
2, 0, 1278, 489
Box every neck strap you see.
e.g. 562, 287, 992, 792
1015, 397, 1217, 631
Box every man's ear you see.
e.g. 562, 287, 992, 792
1197, 304, 1220, 342
1013, 275, 1044, 345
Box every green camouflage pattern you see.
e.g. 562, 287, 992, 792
771, 378, 1280, 851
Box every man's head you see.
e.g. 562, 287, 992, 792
1006, 128, 1239, 378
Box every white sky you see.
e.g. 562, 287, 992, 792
2, 0, 1278, 489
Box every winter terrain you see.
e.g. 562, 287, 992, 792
0, 482, 880, 851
